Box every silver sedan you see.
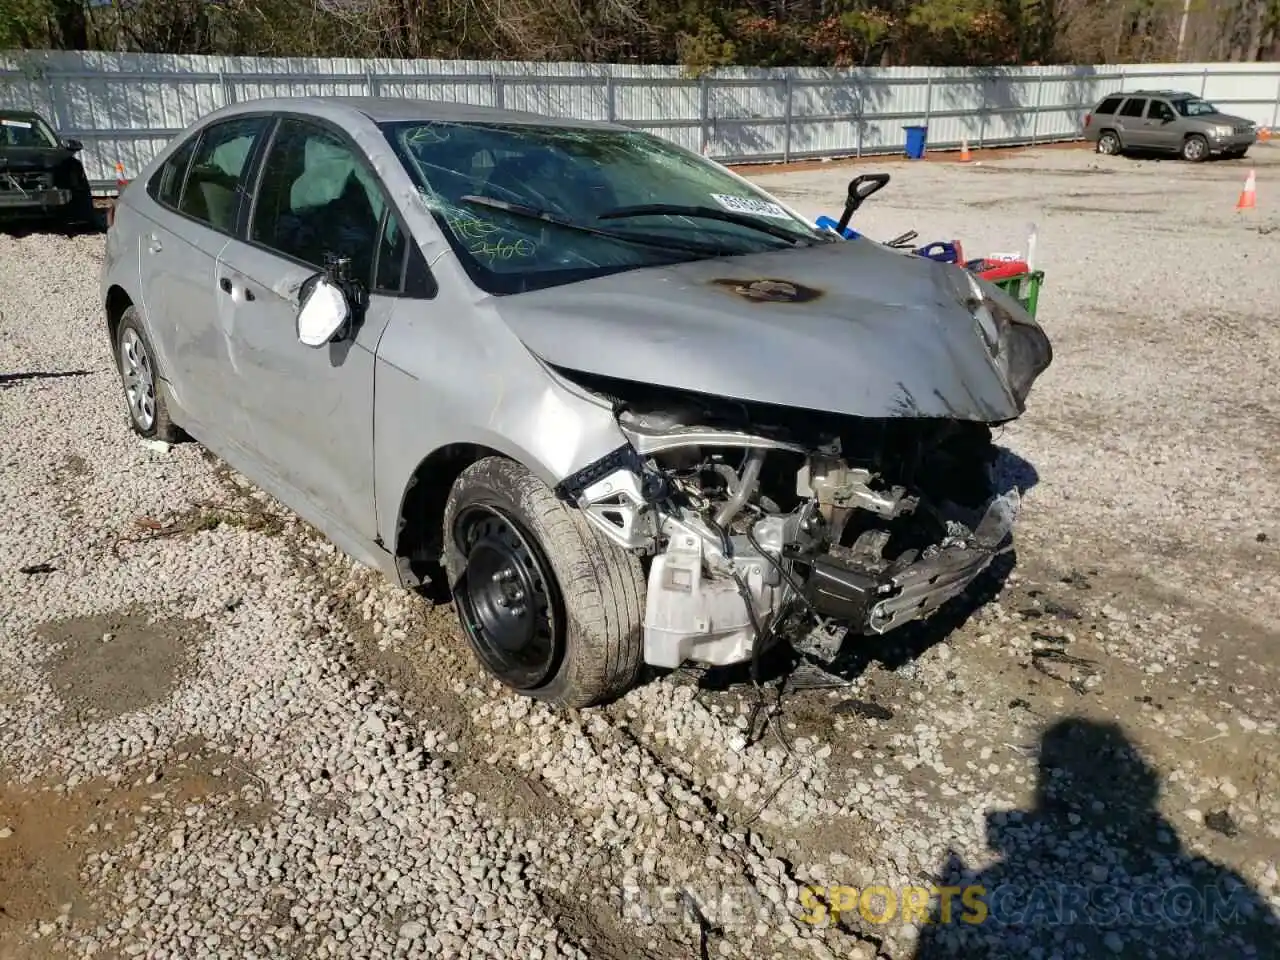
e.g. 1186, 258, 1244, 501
101, 97, 1052, 707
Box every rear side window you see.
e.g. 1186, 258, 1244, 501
1119, 98, 1147, 118
1094, 96, 1124, 115
178, 116, 270, 234
149, 135, 198, 209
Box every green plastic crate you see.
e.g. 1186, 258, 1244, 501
993, 269, 1045, 318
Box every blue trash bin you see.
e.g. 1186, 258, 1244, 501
904, 125, 929, 159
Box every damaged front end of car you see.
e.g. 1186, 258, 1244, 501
548, 267, 1051, 675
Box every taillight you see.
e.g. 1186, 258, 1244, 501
1084, 113, 1092, 127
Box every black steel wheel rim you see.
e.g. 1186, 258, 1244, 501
453, 505, 562, 690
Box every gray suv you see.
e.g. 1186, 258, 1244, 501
1083, 90, 1257, 161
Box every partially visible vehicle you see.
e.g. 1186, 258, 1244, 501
1083, 90, 1257, 162
0, 109, 96, 228
100, 97, 1053, 709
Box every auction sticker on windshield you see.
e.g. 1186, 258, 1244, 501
710, 193, 792, 221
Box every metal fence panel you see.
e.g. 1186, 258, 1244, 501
1, 50, 1277, 190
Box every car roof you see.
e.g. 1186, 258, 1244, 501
209, 96, 627, 132
1123, 90, 1193, 99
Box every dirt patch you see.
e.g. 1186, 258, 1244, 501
0, 741, 265, 956
36, 607, 203, 719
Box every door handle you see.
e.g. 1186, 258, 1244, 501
218, 276, 256, 302
147, 236, 162, 254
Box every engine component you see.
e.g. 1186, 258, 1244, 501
643, 527, 782, 669
804, 555, 882, 622
795, 454, 917, 544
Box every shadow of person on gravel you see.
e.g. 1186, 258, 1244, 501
993, 446, 1038, 496
913, 718, 1279, 960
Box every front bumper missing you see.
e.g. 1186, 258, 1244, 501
807, 489, 1020, 639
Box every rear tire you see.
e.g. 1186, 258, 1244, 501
1096, 130, 1121, 156
1181, 134, 1209, 162
114, 307, 184, 443
442, 456, 646, 708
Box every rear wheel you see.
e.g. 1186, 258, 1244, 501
114, 307, 183, 442
1096, 130, 1121, 156
1181, 134, 1209, 162
442, 456, 646, 708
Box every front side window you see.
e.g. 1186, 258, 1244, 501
380, 119, 831, 296
1174, 97, 1218, 117
251, 118, 387, 285
1119, 98, 1147, 118
179, 116, 269, 233
1147, 100, 1176, 122
374, 210, 408, 293
0, 112, 58, 148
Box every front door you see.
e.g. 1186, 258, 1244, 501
1142, 98, 1180, 151
214, 116, 412, 540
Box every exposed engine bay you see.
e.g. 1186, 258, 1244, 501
555, 371, 1021, 673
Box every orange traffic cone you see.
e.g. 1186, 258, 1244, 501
959, 137, 972, 162
1260, 127, 1272, 142
115, 161, 128, 188
1236, 169, 1257, 211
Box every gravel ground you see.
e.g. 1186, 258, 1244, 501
2, 142, 1279, 960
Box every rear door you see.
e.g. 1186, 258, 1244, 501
212, 115, 413, 539
135, 115, 271, 439
1115, 97, 1149, 146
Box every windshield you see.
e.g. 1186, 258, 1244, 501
380, 119, 826, 295
1174, 98, 1218, 117
0, 113, 58, 148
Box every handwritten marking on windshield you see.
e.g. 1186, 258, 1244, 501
444, 210, 537, 261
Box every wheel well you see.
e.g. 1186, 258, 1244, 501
396, 443, 507, 588
105, 285, 132, 353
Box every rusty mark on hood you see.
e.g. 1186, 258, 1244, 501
709, 277, 823, 304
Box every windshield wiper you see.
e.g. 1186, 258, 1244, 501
458, 195, 725, 257
597, 204, 831, 247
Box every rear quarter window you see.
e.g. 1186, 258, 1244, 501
148, 135, 198, 209
1095, 97, 1124, 115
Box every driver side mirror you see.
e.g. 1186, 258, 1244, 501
296, 274, 351, 348
64, 138, 83, 152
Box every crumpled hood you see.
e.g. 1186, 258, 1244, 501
493, 239, 1050, 422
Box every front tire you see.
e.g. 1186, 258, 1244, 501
1181, 134, 1209, 162
442, 456, 646, 708
114, 307, 183, 443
